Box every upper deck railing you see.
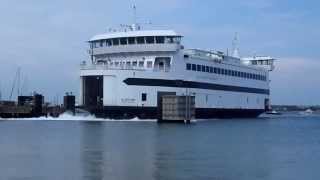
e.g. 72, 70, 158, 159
80, 63, 170, 72
90, 43, 180, 55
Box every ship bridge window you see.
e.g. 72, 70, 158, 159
92, 41, 98, 48
173, 37, 181, 44
112, 38, 119, 46
146, 36, 155, 44
106, 39, 112, 46
137, 37, 145, 44
165, 37, 174, 43
100, 40, 104, 47
128, 37, 135, 44
120, 38, 127, 45
156, 36, 165, 44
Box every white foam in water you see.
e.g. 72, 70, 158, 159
0, 112, 157, 122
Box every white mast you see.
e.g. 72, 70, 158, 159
232, 32, 240, 58
131, 5, 140, 31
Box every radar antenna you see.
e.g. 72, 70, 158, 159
232, 32, 240, 58
133, 5, 137, 25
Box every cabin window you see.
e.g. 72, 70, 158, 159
205, 66, 209, 72
142, 93, 147, 101
106, 39, 112, 46
186, 63, 191, 70
137, 37, 145, 44
132, 61, 137, 67
197, 65, 201, 72
154, 57, 171, 71
139, 61, 144, 67
209, 67, 213, 73
112, 38, 119, 46
128, 37, 135, 44
120, 38, 127, 45
146, 36, 155, 44
192, 64, 196, 71
156, 36, 165, 44
100, 40, 104, 47
201, 65, 205, 72
147, 61, 153, 68
126, 61, 131, 68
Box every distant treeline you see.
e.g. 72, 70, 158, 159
272, 105, 320, 111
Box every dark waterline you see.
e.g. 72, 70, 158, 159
0, 114, 320, 180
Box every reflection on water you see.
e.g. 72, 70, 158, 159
0, 115, 320, 180
81, 122, 105, 180
80, 122, 157, 180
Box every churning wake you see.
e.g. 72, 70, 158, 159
0, 112, 157, 122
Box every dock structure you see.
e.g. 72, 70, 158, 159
0, 93, 76, 119
160, 95, 195, 123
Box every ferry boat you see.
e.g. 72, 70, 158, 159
79, 23, 275, 119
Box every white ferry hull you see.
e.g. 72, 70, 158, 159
82, 105, 265, 119
79, 27, 273, 119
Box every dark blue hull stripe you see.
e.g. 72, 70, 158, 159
123, 78, 269, 95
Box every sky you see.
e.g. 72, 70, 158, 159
0, 0, 319, 105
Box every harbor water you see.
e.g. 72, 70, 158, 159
0, 113, 320, 180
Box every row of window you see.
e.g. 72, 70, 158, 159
90, 36, 181, 48
97, 60, 153, 68
186, 63, 267, 81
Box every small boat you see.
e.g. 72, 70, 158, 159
265, 110, 282, 115
304, 109, 313, 114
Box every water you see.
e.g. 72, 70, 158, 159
0, 113, 320, 180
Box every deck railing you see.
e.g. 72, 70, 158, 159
80, 63, 170, 72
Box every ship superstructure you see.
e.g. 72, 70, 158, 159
79, 23, 275, 119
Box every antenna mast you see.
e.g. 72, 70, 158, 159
232, 32, 240, 58
133, 5, 137, 25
